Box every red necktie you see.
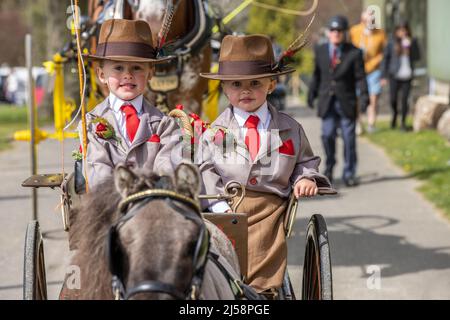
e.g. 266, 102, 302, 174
244, 115, 260, 161
121, 104, 140, 143
331, 47, 338, 69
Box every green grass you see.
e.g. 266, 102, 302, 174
0, 105, 42, 151
366, 120, 450, 218
0, 122, 28, 151
0, 105, 28, 123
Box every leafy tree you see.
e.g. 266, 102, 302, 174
246, 0, 314, 75
0, 0, 27, 11
0, 0, 75, 65
0, 11, 28, 66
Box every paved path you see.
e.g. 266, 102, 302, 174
284, 100, 450, 300
0, 133, 76, 300
1, 102, 449, 300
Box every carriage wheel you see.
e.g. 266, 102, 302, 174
302, 214, 332, 300
23, 221, 47, 300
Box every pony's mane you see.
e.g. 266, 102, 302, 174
71, 177, 120, 251
69, 177, 120, 299
69, 170, 173, 299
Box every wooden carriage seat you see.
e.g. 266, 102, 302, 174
202, 213, 248, 279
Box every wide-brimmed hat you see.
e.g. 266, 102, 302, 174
84, 19, 173, 63
200, 34, 295, 81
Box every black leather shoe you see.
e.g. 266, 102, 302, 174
343, 176, 359, 187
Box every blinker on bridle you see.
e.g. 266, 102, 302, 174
107, 189, 209, 300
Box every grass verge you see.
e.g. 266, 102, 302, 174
0, 104, 51, 152
366, 120, 450, 219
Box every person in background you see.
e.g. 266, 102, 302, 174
308, 16, 369, 186
381, 21, 421, 131
350, 8, 387, 133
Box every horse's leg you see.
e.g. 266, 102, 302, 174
123, 0, 133, 19
88, 0, 95, 19
196, 45, 212, 115
166, 45, 211, 114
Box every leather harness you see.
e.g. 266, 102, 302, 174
107, 188, 263, 300
108, 189, 209, 300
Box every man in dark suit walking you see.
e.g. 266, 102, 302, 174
308, 15, 369, 186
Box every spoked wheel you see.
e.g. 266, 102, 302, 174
302, 214, 332, 300
280, 271, 296, 300
23, 221, 47, 300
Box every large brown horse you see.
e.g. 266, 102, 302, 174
61, 163, 254, 300
88, 0, 212, 115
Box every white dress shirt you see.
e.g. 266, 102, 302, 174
209, 101, 272, 213
109, 93, 144, 146
232, 101, 272, 133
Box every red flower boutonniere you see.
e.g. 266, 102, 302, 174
189, 113, 201, 121
91, 117, 121, 144
213, 128, 226, 146
190, 112, 208, 144
211, 127, 236, 152
72, 145, 83, 161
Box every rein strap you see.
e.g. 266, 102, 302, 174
119, 189, 201, 214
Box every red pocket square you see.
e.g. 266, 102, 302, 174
148, 134, 160, 143
279, 139, 295, 156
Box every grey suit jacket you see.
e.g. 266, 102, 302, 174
78, 98, 179, 188
198, 104, 331, 208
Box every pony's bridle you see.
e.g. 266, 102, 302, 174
107, 189, 210, 300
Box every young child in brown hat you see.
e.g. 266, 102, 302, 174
199, 34, 331, 294
80, 19, 178, 188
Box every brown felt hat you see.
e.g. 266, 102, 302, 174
84, 19, 173, 63
200, 34, 295, 80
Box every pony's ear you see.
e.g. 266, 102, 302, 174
174, 163, 201, 199
114, 164, 138, 198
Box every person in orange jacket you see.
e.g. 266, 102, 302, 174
350, 8, 387, 133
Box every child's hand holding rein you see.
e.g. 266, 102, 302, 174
294, 178, 318, 198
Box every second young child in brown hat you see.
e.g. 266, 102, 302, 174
199, 34, 331, 295
80, 19, 178, 188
